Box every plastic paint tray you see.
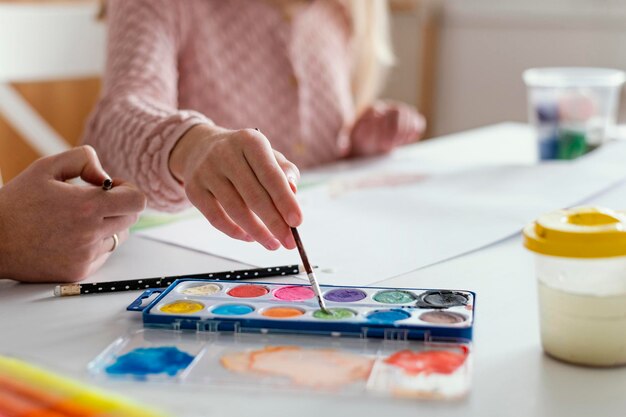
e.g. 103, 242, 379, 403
88, 281, 475, 400
126, 280, 475, 341
89, 328, 472, 400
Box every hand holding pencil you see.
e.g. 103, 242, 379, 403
0, 146, 146, 283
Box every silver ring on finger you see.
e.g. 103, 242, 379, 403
109, 233, 119, 253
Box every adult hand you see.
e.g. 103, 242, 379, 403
0, 146, 146, 282
169, 125, 302, 250
350, 101, 426, 157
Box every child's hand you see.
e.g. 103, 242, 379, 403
0, 146, 147, 282
169, 125, 302, 251
350, 101, 426, 157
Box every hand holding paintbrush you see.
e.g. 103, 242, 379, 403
291, 227, 329, 314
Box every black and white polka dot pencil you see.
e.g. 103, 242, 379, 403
53, 264, 307, 297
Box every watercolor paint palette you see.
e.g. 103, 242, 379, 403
89, 328, 472, 400
127, 280, 475, 341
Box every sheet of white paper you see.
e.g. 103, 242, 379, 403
583, 177, 626, 208
300, 122, 538, 187
138, 139, 626, 285
138, 191, 522, 286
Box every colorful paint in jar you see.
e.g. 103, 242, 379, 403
523, 68, 625, 160
524, 206, 626, 366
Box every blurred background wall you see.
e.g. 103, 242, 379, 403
2, 0, 626, 181
385, 0, 626, 136
0, 0, 101, 181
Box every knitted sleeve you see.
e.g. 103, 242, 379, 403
82, 0, 212, 211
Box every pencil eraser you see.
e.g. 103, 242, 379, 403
54, 284, 80, 297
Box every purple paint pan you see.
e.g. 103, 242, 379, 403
324, 288, 367, 302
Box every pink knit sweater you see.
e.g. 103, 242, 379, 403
83, 0, 355, 211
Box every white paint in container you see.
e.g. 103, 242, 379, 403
524, 206, 626, 367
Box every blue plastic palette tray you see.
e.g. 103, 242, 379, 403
128, 280, 475, 341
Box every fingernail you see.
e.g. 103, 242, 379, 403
287, 213, 301, 227
265, 238, 281, 251
288, 176, 297, 193
284, 233, 296, 249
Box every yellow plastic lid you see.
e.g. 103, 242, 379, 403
523, 206, 626, 258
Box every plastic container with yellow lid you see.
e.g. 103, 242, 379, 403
524, 206, 626, 366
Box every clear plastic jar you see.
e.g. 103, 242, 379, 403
523, 67, 625, 160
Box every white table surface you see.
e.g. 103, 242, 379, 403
2, 122, 626, 417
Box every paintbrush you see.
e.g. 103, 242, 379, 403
291, 227, 329, 314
